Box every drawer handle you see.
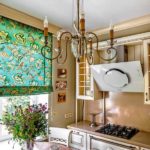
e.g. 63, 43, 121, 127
73, 131, 80, 134
145, 92, 148, 101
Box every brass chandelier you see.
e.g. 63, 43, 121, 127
41, 0, 100, 65
41, 0, 117, 64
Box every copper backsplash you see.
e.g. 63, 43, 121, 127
85, 92, 150, 132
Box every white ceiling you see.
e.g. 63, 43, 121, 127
1, 0, 150, 31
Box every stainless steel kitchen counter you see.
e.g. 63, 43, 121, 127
67, 121, 150, 149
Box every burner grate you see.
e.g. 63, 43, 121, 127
96, 124, 139, 139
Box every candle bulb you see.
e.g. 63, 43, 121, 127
81, 0, 85, 16
44, 16, 48, 28
80, 12, 85, 19
57, 31, 61, 40
44, 16, 48, 36
109, 23, 114, 30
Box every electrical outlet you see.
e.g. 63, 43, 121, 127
65, 113, 73, 119
52, 111, 56, 116
68, 113, 73, 118
64, 113, 69, 118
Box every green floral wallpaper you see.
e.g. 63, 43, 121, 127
0, 16, 53, 96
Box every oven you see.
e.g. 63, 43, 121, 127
89, 135, 139, 150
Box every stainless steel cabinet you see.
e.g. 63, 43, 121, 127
87, 134, 139, 150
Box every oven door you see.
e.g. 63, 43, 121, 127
90, 136, 138, 150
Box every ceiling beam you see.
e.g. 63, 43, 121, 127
93, 32, 150, 50
93, 14, 150, 36
0, 4, 60, 34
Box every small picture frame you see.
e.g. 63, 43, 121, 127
55, 81, 67, 90
57, 69, 67, 78
57, 92, 66, 103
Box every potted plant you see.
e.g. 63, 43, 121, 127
0, 103, 48, 150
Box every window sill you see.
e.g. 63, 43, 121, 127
0, 140, 21, 150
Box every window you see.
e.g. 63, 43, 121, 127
0, 94, 49, 141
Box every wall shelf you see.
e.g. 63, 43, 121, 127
76, 55, 102, 100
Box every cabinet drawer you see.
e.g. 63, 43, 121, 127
87, 134, 139, 150
70, 130, 86, 150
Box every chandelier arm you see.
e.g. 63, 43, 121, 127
57, 37, 69, 64
86, 32, 100, 60
59, 31, 73, 40
87, 56, 94, 65
56, 31, 73, 64
101, 47, 118, 61
86, 32, 99, 49
84, 37, 88, 55
87, 32, 117, 61
41, 45, 61, 61
73, 21, 81, 36
86, 52, 94, 65
98, 27, 117, 61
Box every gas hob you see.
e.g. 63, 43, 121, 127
96, 124, 139, 139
